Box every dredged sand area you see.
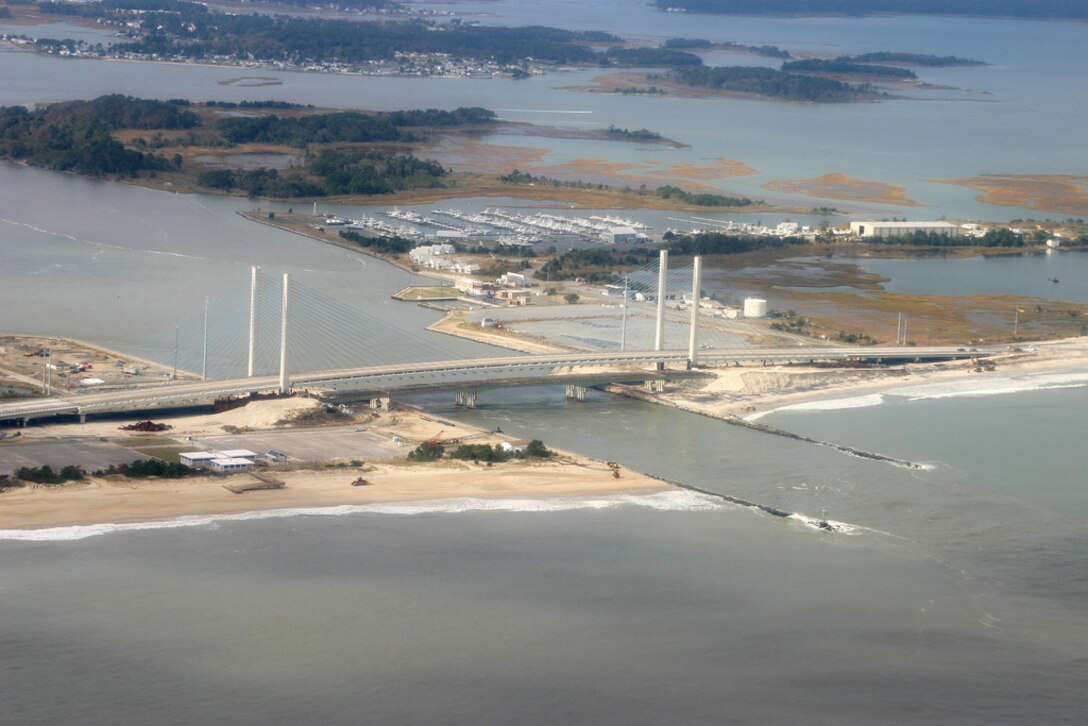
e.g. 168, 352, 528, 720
650, 336, 1088, 421
0, 406, 668, 531
0, 458, 669, 531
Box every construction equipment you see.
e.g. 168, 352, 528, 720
607, 461, 621, 478
351, 477, 370, 487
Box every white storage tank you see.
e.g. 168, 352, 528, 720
743, 298, 768, 318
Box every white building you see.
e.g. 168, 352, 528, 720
454, 262, 482, 275
218, 449, 258, 462
408, 243, 457, 266
498, 271, 530, 287
849, 221, 962, 239
455, 278, 495, 297
210, 457, 254, 473
601, 227, 638, 244
180, 452, 220, 469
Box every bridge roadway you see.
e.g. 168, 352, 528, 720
0, 346, 996, 422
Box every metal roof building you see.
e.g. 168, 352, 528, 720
849, 221, 962, 238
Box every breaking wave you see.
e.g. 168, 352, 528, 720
746, 393, 885, 420
892, 370, 1088, 402
0, 490, 728, 542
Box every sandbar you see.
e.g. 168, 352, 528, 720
938, 174, 1088, 216
764, 173, 921, 206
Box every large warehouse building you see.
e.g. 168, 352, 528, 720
849, 221, 962, 239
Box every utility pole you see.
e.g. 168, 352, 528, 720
201, 296, 209, 382
897, 312, 903, 345
1014, 307, 1019, 338
247, 266, 259, 377
172, 325, 179, 380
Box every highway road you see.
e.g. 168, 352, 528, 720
0, 346, 1000, 422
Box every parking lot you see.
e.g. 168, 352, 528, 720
0, 439, 142, 476
197, 427, 403, 463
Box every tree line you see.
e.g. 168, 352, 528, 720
198, 148, 446, 198
652, 0, 1088, 19
215, 107, 494, 147
671, 65, 878, 102
0, 95, 192, 176
781, 59, 917, 79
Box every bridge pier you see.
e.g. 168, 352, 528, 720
79, 413, 86, 424
642, 380, 665, 394
565, 384, 587, 402
455, 391, 477, 409
369, 397, 390, 411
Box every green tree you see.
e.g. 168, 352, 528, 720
407, 441, 444, 461
525, 440, 552, 458
564, 292, 580, 304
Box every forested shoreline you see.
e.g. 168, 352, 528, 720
654, 0, 1088, 19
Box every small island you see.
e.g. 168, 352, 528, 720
0, 95, 745, 207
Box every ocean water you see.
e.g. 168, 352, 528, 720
3, 380, 1087, 723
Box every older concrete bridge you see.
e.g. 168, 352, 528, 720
0, 346, 995, 423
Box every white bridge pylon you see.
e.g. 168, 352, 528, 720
238, 255, 711, 394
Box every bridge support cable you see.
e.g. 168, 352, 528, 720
287, 278, 456, 373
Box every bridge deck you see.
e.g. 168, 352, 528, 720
0, 346, 1000, 422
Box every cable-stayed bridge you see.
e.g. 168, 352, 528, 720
0, 255, 996, 423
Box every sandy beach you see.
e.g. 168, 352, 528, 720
4, 337, 1085, 531
0, 403, 667, 530
655, 336, 1088, 420
0, 458, 667, 531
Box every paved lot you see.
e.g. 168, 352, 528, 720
198, 428, 402, 463
0, 439, 140, 476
